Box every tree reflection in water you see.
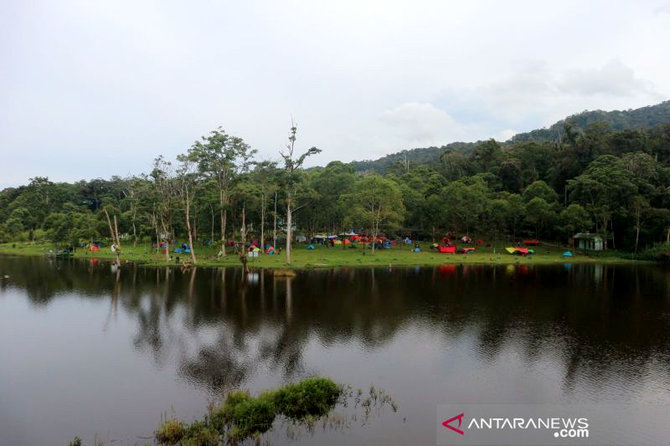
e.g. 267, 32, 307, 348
1, 256, 669, 399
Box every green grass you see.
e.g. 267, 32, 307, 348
0, 240, 645, 269
155, 377, 342, 445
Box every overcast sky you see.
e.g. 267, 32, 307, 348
1, 0, 669, 188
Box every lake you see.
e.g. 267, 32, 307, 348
1, 256, 669, 445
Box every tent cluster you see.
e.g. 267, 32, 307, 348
505, 247, 534, 256
430, 244, 476, 254
427, 233, 486, 254
307, 232, 399, 249
174, 243, 191, 254
505, 240, 542, 256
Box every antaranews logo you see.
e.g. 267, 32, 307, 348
442, 413, 465, 435
438, 406, 594, 445
438, 403, 667, 446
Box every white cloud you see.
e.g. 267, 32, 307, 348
379, 103, 467, 145
496, 129, 518, 141
558, 60, 660, 97
1, 0, 670, 187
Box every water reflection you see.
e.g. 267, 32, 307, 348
1, 257, 669, 444
1, 257, 668, 397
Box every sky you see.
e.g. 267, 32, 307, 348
1, 0, 669, 188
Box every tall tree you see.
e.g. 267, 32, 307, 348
341, 175, 405, 254
279, 122, 321, 264
186, 128, 256, 257
251, 160, 279, 251
176, 156, 199, 264
151, 156, 177, 261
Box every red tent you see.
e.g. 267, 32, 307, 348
522, 239, 541, 246
438, 245, 456, 253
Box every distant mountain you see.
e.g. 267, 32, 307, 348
510, 100, 670, 143
349, 142, 475, 173
348, 100, 670, 173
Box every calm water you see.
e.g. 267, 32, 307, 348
1, 256, 669, 445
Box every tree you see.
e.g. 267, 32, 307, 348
102, 206, 122, 267
251, 161, 280, 250
559, 204, 592, 240
441, 178, 489, 234
305, 161, 356, 234
503, 193, 525, 240
185, 128, 256, 257
151, 156, 177, 261
279, 122, 321, 264
44, 213, 70, 245
484, 198, 511, 243
568, 155, 637, 248
439, 150, 472, 181
341, 175, 405, 254
522, 180, 559, 204
231, 178, 260, 273
524, 197, 556, 238
471, 139, 503, 173
175, 156, 199, 265
630, 195, 651, 253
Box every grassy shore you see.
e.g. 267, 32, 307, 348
0, 240, 645, 268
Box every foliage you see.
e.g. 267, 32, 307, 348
272, 376, 341, 420
341, 175, 405, 245
1, 105, 670, 255
155, 377, 342, 445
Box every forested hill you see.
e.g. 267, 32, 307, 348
511, 100, 670, 143
351, 100, 670, 173
349, 142, 475, 173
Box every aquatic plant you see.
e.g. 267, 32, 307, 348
155, 418, 188, 444
273, 376, 341, 420
154, 376, 399, 445
155, 377, 342, 445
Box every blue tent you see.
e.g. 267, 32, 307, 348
562, 251, 573, 257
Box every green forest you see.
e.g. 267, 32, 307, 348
1, 103, 670, 263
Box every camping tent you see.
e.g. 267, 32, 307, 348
506, 247, 531, 256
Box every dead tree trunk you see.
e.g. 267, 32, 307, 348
103, 208, 121, 267
240, 202, 249, 274
184, 187, 197, 264
285, 194, 292, 264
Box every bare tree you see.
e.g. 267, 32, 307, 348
103, 207, 121, 267
279, 122, 321, 264
176, 156, 199, 264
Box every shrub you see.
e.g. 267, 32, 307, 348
155, 377, 343, 444
273, 377, 341, 420
181, 422, 220, 446
155, 418, 188, 445
640, 242, 670, 262
211, 390, 275, 441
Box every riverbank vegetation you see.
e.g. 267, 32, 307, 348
0, 241, 646, 268
1, 117, 669, 267
152, 377, 396, 445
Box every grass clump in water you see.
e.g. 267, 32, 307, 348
210, 390, 276, 441
155, 377, 342, 445
273, 376, 341, 420
155, 418, 189, 445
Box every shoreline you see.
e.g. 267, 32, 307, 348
0, 242, 649, 269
